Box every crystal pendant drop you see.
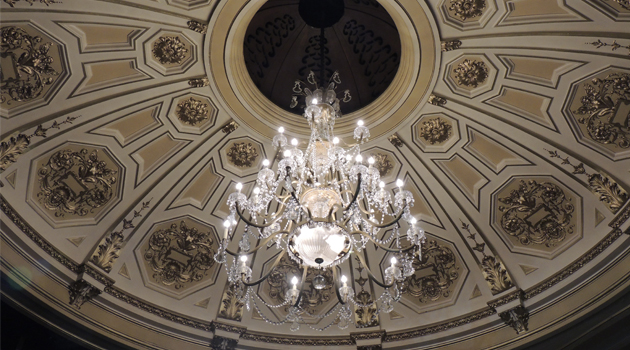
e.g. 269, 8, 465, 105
290, 320, 300, 332
312, 274, 327, 290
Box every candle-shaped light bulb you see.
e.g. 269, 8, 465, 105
346, 154, 352, 161
368, 157, 375, 165
410, 217, 417, 225
235, 182, 243, 192
291, 276, 298, 290
278, 127, 285, 133
379, 181, 385, 189
390, 256, 397, 267
291, 138, 298, 146
341, 275, 348, 287
283, 149, 292, 157
262, 159, 270, 167
396, 179, 404, 187
253, 187, 260, 195
223, 220, 231, 239
240, 255, 248, 263
333, 137, 339, 145
312, 98, 318, 104
355, 155, 363, 163
357, 120, 364, 126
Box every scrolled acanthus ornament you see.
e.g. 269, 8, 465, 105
176, 97, 208, 126
419, 117, 453, 145
573, 72, 630, 149
498, 180, 575, 247
448, 0, 487, 20
453, 59, 488, 88
152, 36, 188, 65
1, 26, 60, 105
36, 148, 117, 217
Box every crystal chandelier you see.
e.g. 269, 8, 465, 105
213, 71, 426, 331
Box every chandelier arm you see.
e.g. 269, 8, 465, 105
224, 232, 287, 256
343, 173, 362, 210
332, 265, 347, 305
354, 251, 395, 289
241, 250, 287, 287
347, 230, 414, 253
250, 195, 291, 222
293, 266, 310, 307
362, 209, 405, 229
236, 206, 282, 228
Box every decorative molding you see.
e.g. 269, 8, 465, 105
441, 40, 462, 52
499, 305, 529, 334
221, 121, 239, 134
90, 199, 151, 272
152, 36, 188, 65
244, 15, 296, 82
461, 222, 513, 295
351, 330, 385, 341
36, 148, 118, 218
68, 279, 101, 309
388, 134, 403, 148
610, 203, 630, 229
369, 153, 394, 178
428, 94, 447, 106
176, 97, 208, 126
418, 117, 453, 145
81, 264, 115, 287
402, 240, 460, 303
0, 116, 78, 172
188, 77, 209, 87
213, 321, 247, 335
546, 149, 628, 213
3, 0, 59, 5
448, 0, 487, 20
353, 256, 379, 327
226, 142, 259, 168
453, 59, 488, 87
210, 335, 238, 350
218, 283, 244, 321
487, 290, 523, 309
187, 20, 207, 34
1, 26, 61, 105
240, 333, 354, 346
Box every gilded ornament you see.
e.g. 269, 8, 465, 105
448, 0, 487, 20
587, 39, 630, 56
441, 40, 462, 52
68, 279, 101, 309
572, 72, 630, 149
498, 179, 575, 247
90, 200, 151, 272
419, 117, 452, 145
605, 0, 630, 10
453, 59, 488, 88
402, 240, 459, 303
461, 222, 513, 295
1, 26, 60, 105
3, 0, 59, 7
210, 336, 238, 350
188, 77, 209, 87
187, 20, 207, 34
428, 94, 447, 106
547, 150, 628, 213
36, 148, 117, 217
227, 142, 259, 168
388, 134, 403, 148
353, 257, 379, 328
218, 283, 245, 321
176, 97, 209, 126
144, 221, 216, 289
152, 36, 188, 65
221, 121, 239, 134
370, 153, 393, 177
499, 305, 529, 334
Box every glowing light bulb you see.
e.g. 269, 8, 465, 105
278, 127, 285, 133
357, 120, 364, 126
333, 137, 339, 144
396, 179, 404, 187
312, 98, 318, 104
291, 138, 298, 146
283, 149, 292, 157
291, 276, 298, 285
253, 187, 260, 195
341, 275, 347, 283
410, 217, 417, 225
379, 181, 385, 189
262, 159, 270, 167
391, 257, 397, 265
240, 255, 248, 262
355, 155, 363, 163
236, 182, 243, 191
368, 157, 375, 165
346, 155, 352, 161
223, 220, 231, 228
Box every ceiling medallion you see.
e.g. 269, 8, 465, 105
213, 70, 427, 332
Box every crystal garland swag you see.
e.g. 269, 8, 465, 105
213, 72, 426, 331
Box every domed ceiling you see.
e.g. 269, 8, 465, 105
1, 1, 629, 350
